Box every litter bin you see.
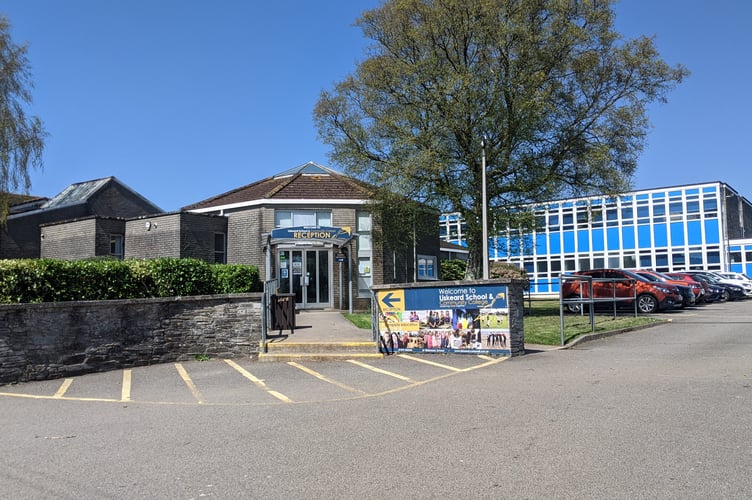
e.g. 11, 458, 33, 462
270, 293, 296, 334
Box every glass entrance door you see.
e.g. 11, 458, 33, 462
278, 249, 331, 308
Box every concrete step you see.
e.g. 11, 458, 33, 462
258, 341, 383, 362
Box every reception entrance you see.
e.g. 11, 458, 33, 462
277, 249, 331, 309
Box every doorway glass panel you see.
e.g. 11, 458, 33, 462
278, 249, 330, 308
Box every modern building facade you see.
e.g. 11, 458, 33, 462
440, 181, 752, 294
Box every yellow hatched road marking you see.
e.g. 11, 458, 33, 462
174, 363, 205, 404
287, 361, 367, 395
397, 354, 463, 371
224, 359, 292, 403
346, 359, 414, 382
53, 378, 74, 398
121, 369, 132, 402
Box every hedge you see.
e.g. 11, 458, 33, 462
0, 258, 261, 304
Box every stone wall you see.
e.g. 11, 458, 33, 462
0, 293, 262, 385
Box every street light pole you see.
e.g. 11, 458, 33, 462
481, 137, 489, 280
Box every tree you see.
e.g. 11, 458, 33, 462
314, 0, 688, 279
0, 16, 46, 224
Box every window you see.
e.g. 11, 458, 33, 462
356, 211, 372, 296
636, 204, 650, 224
591, 208, 603, 228
653, 203, 666, 223
606, 208, 619, 227
548, 213, 560, 231
669, 201, 683, 222
576, 207, 589, 228
686, 200, 701, 220
214, 233, 227, 264
275, 210, 332, 228
703, 198, 718, 218
562, 212, 574, 230
621, 206, 634, 223
110, 234, 124, 259
623, 253, 636, 269
417, 254, 438, 280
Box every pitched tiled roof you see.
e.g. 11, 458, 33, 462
183, 161, 374, 210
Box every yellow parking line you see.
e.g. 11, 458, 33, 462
53, 378, 74, 398
121, 369, 132, 402
288, 362, 367, 395
459, 356, 509, 371
397, 354, 463, 372
224, 359, 292, 403
346, 359, 414, 382
174, 363, 204, 404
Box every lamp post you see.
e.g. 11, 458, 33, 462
481, 137, 489, 280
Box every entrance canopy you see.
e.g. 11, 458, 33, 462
270, 226, 353, 246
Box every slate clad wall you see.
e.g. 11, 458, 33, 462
0, 294, 262, 385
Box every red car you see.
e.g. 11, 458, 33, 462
664, 272, 711, 303
633, 269, 699, 307
562, 268, 684, 314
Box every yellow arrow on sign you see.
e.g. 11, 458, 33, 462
377, 289, 404, 312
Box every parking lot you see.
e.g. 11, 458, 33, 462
0, 352, 510, 406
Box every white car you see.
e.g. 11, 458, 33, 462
710, 272, 752, 296
716, 271, 752, 283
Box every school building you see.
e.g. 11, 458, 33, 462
439, 181, 752, 294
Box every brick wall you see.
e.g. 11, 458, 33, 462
41, 217, 127, 260
126, 214, 182, 258
179, 212, 228, 262
1, 205, 89, 258
41, 218, 97, 259
227, 208, 264, 265
0, 294, 262, 385
88, 180, 162, 217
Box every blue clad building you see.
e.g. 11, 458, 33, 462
439, 182, 752, 294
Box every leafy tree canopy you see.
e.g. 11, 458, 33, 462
314, 0, 688, 278
0, 16, 46, 224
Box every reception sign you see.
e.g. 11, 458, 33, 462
375, 284, 510, 356
270, 226, 352, 245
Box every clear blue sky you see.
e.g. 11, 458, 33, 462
2, 1, 750, 211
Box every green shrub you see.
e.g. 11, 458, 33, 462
440, 259, 467, 281
212, 264, 261, 293
0, 258, 261, 304
144, 258, 214, 297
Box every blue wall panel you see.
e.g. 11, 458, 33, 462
591, 229, 604, 252
563, 231, 575, 253
731, 263, 743, 273
535, 233, 547, 255
577, 230, 590, 252
653, 224, 668, 247
549, 233, 561, 254
670, 222, 685, 246
704, 219, 720, 244
607, 227, 620, 250
687, 221, 702, 245
637, 225, 651, 248
621, 226, 635, 249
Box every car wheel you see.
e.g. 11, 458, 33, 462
564, 295, 583, 314
719, 289, 729, 302
637, 294, 658, 313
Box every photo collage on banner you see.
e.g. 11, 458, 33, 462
377, 284, 510, 356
